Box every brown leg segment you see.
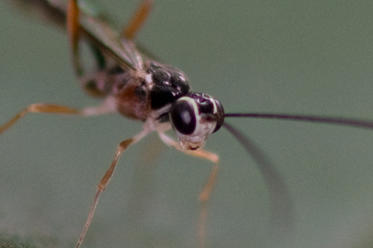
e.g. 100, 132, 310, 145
158, 133, 219, 248
0, 104, 80, 134
67, 0, 79, 53
180, 147, 220, 248
126, 136, 164, 224
196, 161, 219, 248
74, 127, 150, 248
67, 0, 83, 75
75, 138, 134, 248
122, 0, 154, 40
0, 99, 117, 134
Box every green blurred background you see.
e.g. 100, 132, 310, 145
1, 0, 373, 247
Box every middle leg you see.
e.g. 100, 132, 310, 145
158, 132, 219, 248
75, 127, 150, 248
0, 97, 117, 134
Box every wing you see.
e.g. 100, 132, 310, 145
80, 14, 144, 70
9, 0, 144, 71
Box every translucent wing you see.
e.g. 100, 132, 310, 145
10, 0, 144, 71
80, 14, 144, 70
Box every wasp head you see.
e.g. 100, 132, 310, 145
169, 92, 224, 150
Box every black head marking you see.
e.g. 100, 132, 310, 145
186, 93, 224, 132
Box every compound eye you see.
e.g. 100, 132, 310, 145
170, 101, 196, 135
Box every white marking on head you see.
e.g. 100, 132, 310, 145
170, 95, 218, 150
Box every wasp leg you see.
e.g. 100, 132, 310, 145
75, 128, 149, 248
122, 0, 154, 40
67, 0, 84, 75
158, 132, 219, 248
126, 136, 164, 228
197, 164, 219, 248
0, 98, 117, 134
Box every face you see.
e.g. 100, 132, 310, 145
169, 92, 224, 150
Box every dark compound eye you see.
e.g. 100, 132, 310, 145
170, 101, 196, 135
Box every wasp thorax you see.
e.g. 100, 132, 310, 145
169, 92, 224, 150
147, 62, 190, 110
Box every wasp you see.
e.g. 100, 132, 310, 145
2, 1, 373, 247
